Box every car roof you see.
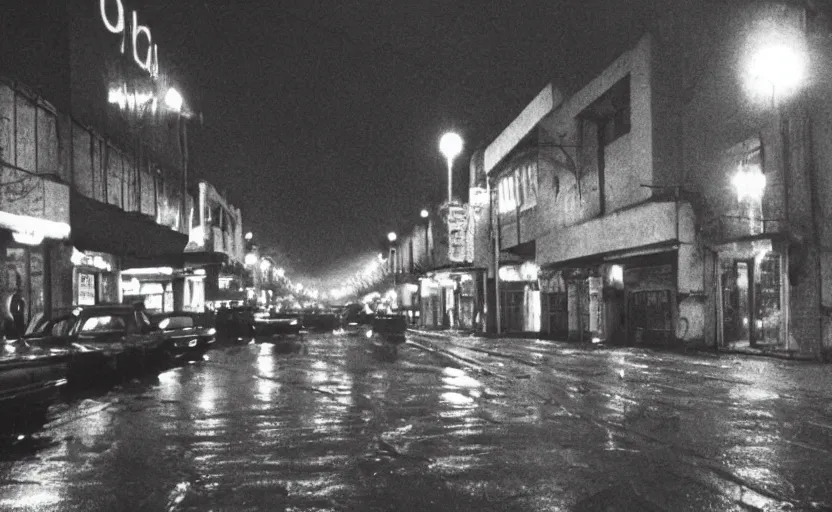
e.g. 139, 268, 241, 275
151, 311, 200, 318
51, 304, 138, 317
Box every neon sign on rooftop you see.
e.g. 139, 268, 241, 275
99, 0, 160, 78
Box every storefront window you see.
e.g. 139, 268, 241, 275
30, 250, 44, 321
78, 272, 96, 305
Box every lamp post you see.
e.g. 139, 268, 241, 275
420, 209, 431, 268
744, 31, 808, 352
439, 132, 463, 205
387, 231, 397, 287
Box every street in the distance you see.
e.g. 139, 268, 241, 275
2, 332, 830, 511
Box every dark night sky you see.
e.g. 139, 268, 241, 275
142, 0, 683, 283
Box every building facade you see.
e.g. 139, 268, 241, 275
1, 0, 196, 324
478, 1, 832, 355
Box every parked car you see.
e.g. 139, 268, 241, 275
216, 306, 256, 338
23, 304, 166, 384
151, 312, 216, 362
0, 340, 70, 439
253, 309, 303, 337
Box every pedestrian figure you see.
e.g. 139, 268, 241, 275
10, 288, 25, 338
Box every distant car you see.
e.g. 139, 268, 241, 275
367, 314, 408, 345
253, 310, 302, 337
23, 304, 165, 384
216, 306, 257, 338
151, 312, 216, 362
301, 310, 338, 332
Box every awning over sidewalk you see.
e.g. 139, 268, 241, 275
123, 250, 229, 270
70, 191, 187, 259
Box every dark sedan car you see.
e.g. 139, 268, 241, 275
151, 312, 216, 362
253, 310, 303, 337
23, 304, 165, 384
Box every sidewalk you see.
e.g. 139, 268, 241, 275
407, 328, 822, 363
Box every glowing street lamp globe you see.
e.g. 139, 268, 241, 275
420, 209, 429, 219
244, 231, 253, 241
164, 87, 184, 112
439, 132, 463, 161
744, 27, 808, 105
244, 252, 257, 266
387, 232, 397, 243
260, 259, 271, 272
732, 164, 766, 202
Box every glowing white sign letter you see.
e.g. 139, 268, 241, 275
100, 0, 124, 33
132, 11, 153, 72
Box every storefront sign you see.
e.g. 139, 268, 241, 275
78, 272, 96, 305
447, 205, 468, 262
99, 0, 160, 77
121, 277, 140, 295
71, 248, 114, 272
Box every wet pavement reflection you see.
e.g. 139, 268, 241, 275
1, 332, 831, 511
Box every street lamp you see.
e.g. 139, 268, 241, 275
164, 87, 184, 112
439, 132, 463, 204
244, 252, 257, 266
732, 163, 766, 202
420, 209, 431, 267
259, 259, 271, 272
244, 232, 253, 241
744, 25, 807, 108
387, 232, 397, 243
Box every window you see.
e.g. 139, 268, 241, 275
498, 174, 517, 213
79, 315, 127, 334
498, 162, 537, 214
599, 77, 631, 145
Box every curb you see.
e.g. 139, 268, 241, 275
407, 329, 824, 363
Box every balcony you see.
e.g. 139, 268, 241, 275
537, 201, 695, 266
0, 166, 70, 241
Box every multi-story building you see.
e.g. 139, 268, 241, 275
122, 180, 246, 313
1, 0, 194, 323
389, 197, 489, 331
480, 1, 832, 355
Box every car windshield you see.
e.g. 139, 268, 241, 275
24, 314, 75, 338
157, 316, 195, 330
77, 315, 128, 335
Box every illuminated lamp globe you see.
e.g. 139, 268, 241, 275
164, 88, 184, 112
260, 259, 271, 272
244, 232, 253, 241
244, 253, 257, 266
387, 232, 397, 243
439, 132, 463, 161
420, 209, 429, 219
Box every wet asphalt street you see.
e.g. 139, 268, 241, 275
1, 331, 832, 511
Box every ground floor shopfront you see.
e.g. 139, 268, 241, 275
0, 231, 54, 336
538, 250, 682, 346
713, 237, 791, 352
419, 268, 485, 331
